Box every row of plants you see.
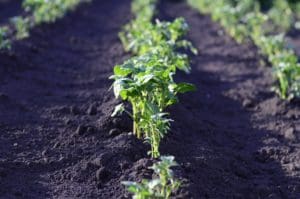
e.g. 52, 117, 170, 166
253, 0, 300, 31
0, 0, 90, 50
188, 0, 300, 100
110, 0, 197, 198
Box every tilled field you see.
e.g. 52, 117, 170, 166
0, 0, 299, 198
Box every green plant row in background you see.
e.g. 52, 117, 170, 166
0, 0, 90, 50
110, 0, 197, 198
188, 0, 300, 100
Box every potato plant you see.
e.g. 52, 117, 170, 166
110, 52, 195, 157
112, 0, 196, 158
120, 16, 197, 56
122, 156, 181, 199
267, 0, 293, 31
0, 0, 88, 50
188, 0, 300, 100
23, 0, 88, 24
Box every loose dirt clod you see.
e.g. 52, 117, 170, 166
284, 127, 297, 141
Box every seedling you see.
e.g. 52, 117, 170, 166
112, 0, 196, 158
122, 156, 181, 199
110, 52, 195, 157
0, 27, 11, 50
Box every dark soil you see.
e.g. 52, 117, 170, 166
0, 0, 22, 25
0, 0, 299, 199
159, 1, 300, 198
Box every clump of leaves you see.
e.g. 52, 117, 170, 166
112, 0, 197, 158
131, 0, 157, 21
110, 52, 195, 157
267, 0, 293, 31
10, 17, 31, 39
122, 156, 181, 199
0, 27, 11, 50
23, 0, 88, 24
120, 17, 197, 56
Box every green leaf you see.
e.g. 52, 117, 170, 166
111, 103, 125, 117
113, 65, 132, 76
119, 90, 129, 99
138, 74, 155, 85
171, 83, 196, 94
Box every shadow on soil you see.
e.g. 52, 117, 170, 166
159, 0, 300, 198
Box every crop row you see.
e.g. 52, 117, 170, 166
188, 0, 300, 100
0, 0, 89, 50
110, 0, 197, 198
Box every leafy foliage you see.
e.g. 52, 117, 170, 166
122, 156, 181, 199
23, 0, 88, 24
10, 16, 31, 39
111, 0, 197, 158
188, 0, 300, 100
0, 27, 11, 50
0, 0, 88, 50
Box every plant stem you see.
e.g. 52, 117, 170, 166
132, 103, 141, 138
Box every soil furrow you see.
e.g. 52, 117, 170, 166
0, 1, 143, 198
0, 0, 300, 199
159, 1, 300, 198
